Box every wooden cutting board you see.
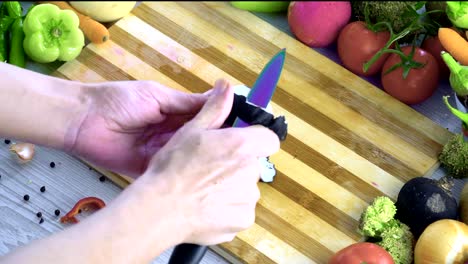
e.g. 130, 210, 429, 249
52, 2, 454, 263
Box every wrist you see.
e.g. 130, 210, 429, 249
91, 174, 187, 262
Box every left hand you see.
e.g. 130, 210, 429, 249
67, 80, 210, 178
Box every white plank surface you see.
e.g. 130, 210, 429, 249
0, 138, 228, 264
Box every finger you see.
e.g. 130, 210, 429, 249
219, 125, 281, 158
186, 79, 234, 130
151, 82, 209, 115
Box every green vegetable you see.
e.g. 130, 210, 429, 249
351, 2, 421, 32
230, 1, 290, 13
8, 17, 24, 67
358, 196, 414, 264
442, 51, 468, 96
447, 1, 468, 29
377, 219, 414, 264
0, 3, 13, 63
358, 196, 396, 237
23, 3, 85, 63
4, 1, 22, 18
438, 130, 468, 178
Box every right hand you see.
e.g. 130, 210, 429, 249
141, 79, 280, 245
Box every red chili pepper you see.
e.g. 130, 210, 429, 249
60, 197, 106, 224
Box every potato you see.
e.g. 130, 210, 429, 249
287, 1, 351, 48
69, 1, 137, 23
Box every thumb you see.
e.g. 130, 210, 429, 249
187, 79, 234, 129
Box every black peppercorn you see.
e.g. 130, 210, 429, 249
39, 218, 44, 224
54, 209, 60, 216
4, 139, 10, 144
49, 162, 55, 168
36, 212, 42, 218
40, 186, 46, 193
99, 176, 106, 182
23, 194, 30, 201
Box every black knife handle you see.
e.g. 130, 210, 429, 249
168, 244, 208, 264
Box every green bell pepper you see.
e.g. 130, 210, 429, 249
23, 3, 84, 63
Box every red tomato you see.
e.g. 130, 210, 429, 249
337, 21, 391, 76
328, 242, 394, 264
422, 35, 450, 79
381, 46, 439, 105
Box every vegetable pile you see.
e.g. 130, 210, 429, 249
244, 1, 468, 106
0, 1, 135, 69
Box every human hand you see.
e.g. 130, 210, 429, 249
67, 80, 210, 178
140, 79, 280, 245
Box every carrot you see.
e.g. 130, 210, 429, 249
438, 27, 468, 66
37, 1, 109, 44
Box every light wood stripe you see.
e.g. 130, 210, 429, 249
107, 13, 406, 198
57, 60, 107, 83
258, 185, 356, 252
256, 203, 335, 263
202, 1, 453, 147
235, 224, 314, 264
137, 2, 437, 176
271, 149, 368, 219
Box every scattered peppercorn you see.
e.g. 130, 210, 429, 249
36, 212, 42, 218
23, 194, 30, 201
99, 176, 106, 182
78, 209, 82, 214
54, 209, 60, 216
39, 218, 44, 224
4, 139, 10, 144
49, 162, 55, 168
40, 186, 46, 192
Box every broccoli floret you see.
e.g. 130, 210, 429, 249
358, 196, 396, 237
351, 2, 418, 32
377, 219, 414, 264
439, 133, 468, 179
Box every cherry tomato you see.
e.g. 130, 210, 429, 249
337, 21, 391, 76
381, 46, 439, 105
328, 242, 394, 264
422, 35, 449, 79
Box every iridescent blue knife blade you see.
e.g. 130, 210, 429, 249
233, 48, 286, 128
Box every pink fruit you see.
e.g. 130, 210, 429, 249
288, 1, 351, 48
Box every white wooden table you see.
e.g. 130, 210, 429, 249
0, 2, 466, 264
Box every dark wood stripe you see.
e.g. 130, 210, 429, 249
178, 1, 444, 157
76, 49, 135, 81
109, 25, 213, 93
282, 135, 386, 203
271, 171, 361, 240
95, 26, 383, 202
220, 237, 276, 264
132, 3, 421, 182
256, 203, 334, 263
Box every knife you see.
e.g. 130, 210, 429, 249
168, 48, 287, 264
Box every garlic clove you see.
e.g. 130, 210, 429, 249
10, 143, 35, 162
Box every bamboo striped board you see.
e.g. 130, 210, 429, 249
52, 2, 454, 263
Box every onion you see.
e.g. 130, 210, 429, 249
414, 219, 468, 264
10, 143, 35, 162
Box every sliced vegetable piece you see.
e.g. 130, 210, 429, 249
60, 197, 106, 224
